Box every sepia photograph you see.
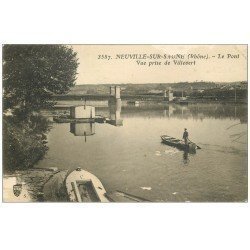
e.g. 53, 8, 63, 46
2, 44, 248, 202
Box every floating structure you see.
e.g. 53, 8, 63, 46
53, 115, 105, 123
53, 105, 107, 123
65, 168, 109, 202
53, 117, 94, 123
178, 99, 189, 105
70, 105, 95, 119
176, 91, 188, 105
161, 135, 200, 152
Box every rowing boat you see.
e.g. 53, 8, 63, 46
43, 168, 149, 202
161, 135, 199, 152
65, 168, 109, 202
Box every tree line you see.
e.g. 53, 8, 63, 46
3, 45, 79, 172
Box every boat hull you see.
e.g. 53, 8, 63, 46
161, 135, 197, 152
65, 169, 109, 202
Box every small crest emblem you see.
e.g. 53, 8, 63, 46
13, 184, 22, 197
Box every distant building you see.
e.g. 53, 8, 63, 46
148, 90, 162, 94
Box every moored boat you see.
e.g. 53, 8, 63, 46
161, 135, 199, 152
105, 190, 150, 202
127, 101, 140, 106
65, 168, 109, 202
178, 99, 189, 105
43, 168, 151, 202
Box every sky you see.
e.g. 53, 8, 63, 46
72, 45, 247, 85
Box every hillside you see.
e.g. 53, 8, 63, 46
64, 81, 247, 96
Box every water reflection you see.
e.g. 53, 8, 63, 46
70, 123, 95, 136
95, 102, 247, 125
121, 103, 247, 123
106, 100, 123, 126
35, 102, 247, 202
163, 105, 174, 117
183, 151, 190, 165
70, 122, 95, 142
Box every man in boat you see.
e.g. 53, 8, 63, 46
183, 128, 189, 145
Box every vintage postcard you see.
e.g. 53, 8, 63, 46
2, 44, 247, 202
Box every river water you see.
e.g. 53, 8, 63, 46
36, 103, 247, 202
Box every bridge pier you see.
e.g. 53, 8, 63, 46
107, 86, 123, 126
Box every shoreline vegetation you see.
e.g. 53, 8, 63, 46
2, 44, 79, 202
3, 45, 79, 176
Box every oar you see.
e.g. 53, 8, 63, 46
188, 138, 201, 149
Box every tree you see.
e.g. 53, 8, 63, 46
3, 114, 51, 172
3, 45, 79, 112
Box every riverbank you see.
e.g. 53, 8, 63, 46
3, 168, 61, 202
3, 168, 149, 202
